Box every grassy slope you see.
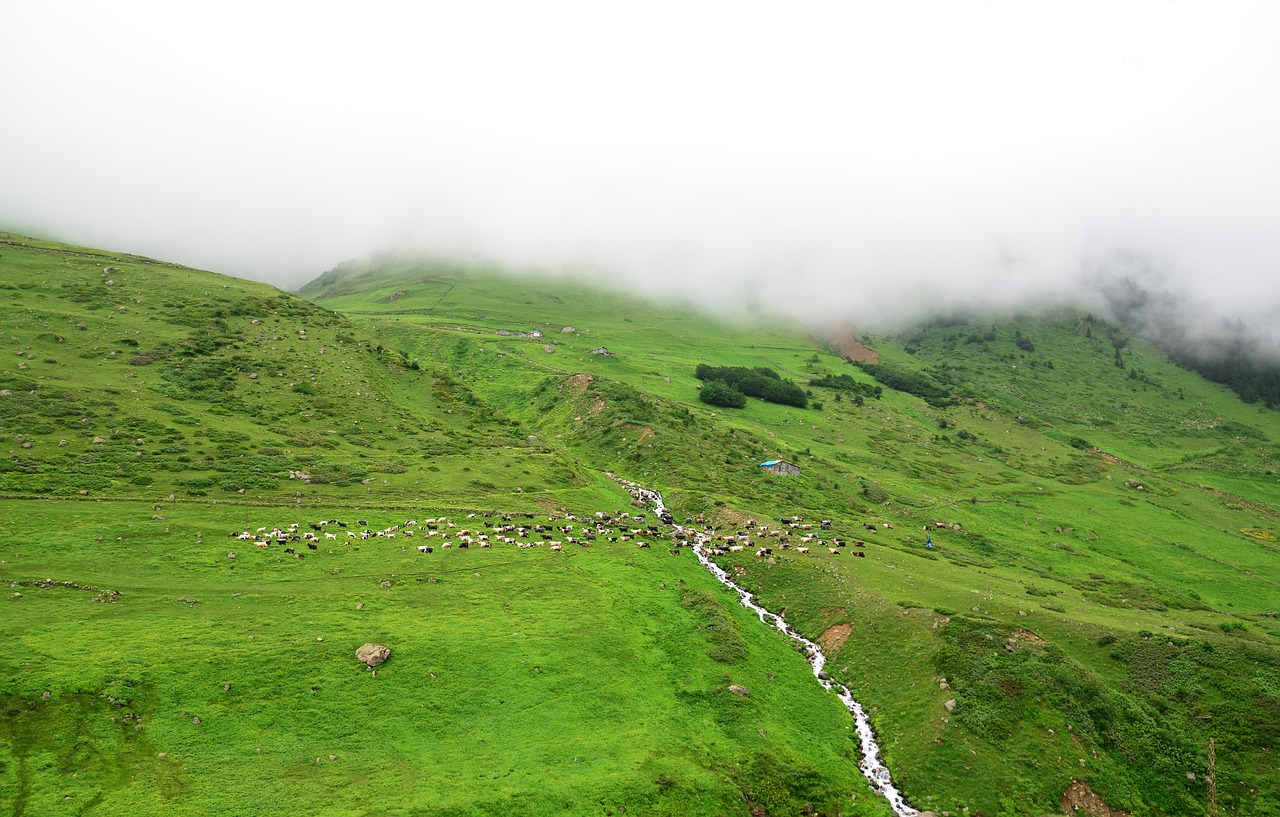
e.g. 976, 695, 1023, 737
0, 234, 621, 511
1, 500, 889, 816
1, 237, 894, 816
3, 235, 1277, 815
301, 256, 1280, 816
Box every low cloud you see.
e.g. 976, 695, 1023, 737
3, 2, 1278, 357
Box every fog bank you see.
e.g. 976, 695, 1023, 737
3, 2, 1278, 352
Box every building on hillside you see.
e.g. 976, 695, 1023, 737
759, 460, 800, 476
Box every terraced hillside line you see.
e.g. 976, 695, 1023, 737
615, 477, 919, 817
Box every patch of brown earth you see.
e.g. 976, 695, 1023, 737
567, 373, 593, 394
1060, 780, 1130, 817
816, 327, 879, 364
1006, 629, 1047, 652
1088, 448, 1134, 468
637, 427, 654, 443
590, 397, 606, 415
817, 623, 853, 654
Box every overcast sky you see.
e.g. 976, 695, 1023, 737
3, 1, 1278, 340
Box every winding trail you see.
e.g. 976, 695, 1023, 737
617, 478, 919, 817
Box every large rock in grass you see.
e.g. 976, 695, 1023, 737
356, 643, 390, 668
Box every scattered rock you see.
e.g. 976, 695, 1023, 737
192, 716, 202, 725
355, 602, 365, 610
328, 754, 338, 761
944, 699, 957, 712
356, 643, 391, 668
729, 685, 750, 698
42, 690, 51, 700
939, 680, 950, 691
157, 752, 168, 759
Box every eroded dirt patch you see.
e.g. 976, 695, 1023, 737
817, 328, 879, 364
818, 622, 853, 654
1060, 780, 1130, 817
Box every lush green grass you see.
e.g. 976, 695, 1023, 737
4, 237, 1279, 815
1, 498, 892, 816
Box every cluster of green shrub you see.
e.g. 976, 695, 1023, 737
807, 372, 882, 400
852, 360, 954, 407
694, 364, 807, 409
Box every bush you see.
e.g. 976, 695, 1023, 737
853, 361, 954, 407
695, 364, 807, 408
700, 380, 747, 409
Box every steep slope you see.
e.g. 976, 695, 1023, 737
302, 255, 1280, 816
0, 234, 621, 510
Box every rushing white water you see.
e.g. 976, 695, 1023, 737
619, 479, 919, 817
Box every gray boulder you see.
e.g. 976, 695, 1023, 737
356, 643, 390, 667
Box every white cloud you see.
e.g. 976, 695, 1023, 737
2, 1, 1278, 347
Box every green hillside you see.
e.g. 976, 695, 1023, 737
303, 255, 1280, 816
3, 235, 1278, 816
0, 235, 892, 816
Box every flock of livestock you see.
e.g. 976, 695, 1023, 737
223, 509, 957, 563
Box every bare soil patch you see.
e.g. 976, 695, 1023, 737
816, 328, 879, 364
818, 622, 853, 654
1060, 780, 1130, 816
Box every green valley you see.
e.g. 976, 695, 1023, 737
3, 235, 1278, 816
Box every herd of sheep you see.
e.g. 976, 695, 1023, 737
222, 508, 956, 563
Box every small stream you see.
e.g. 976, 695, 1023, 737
620, 479, 918, 817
